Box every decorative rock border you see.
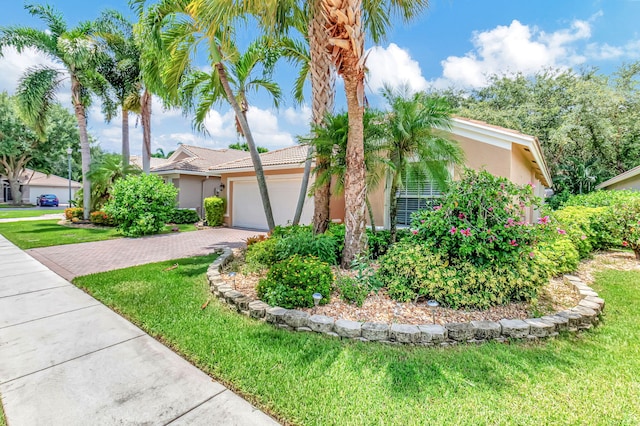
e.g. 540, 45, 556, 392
207, 248, 605, 346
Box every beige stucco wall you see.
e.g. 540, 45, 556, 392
606, 176, 640, 191
452, 135, 511, 179
175, 175, 221, 215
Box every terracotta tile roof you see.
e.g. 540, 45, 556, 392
149, 145, 249, 173
130, 156, 170, 170
210, 145, 310, 171
14, 169, 82, 188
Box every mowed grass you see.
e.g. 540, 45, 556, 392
0, 209, 64, 219
0, 396, 5, 426
73, 256, 640, 426
0, 220, 196, 249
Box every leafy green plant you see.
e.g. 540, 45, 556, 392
169, 208, 200, 224
64, 207, 84, 221
618, 199, 640, 260
335, 275, 369, 307
534, 237, 580, 276
274, 232, 338, 265
256, 255, 332, 308
104, 174, 178, 237
243, 238, 278, 273
204, 197, 225, 226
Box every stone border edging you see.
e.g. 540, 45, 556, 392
207, 248, 605, 346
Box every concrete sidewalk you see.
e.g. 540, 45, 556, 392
0, 213, 64, 223
0, 235, 278, 425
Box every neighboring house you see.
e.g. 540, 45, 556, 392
144, 145, 249, 215
595, 165, 640, 191
1, 168, 81, 205
212, 117, 552, 230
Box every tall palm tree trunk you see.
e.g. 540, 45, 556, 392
388, 169, 401, 243
122, 107, 130, 173
141, 89, 152, 174
71, 75, 91, 220
296, 0, 335, 232
215, 62, 275, 231
341, 69, 367, 267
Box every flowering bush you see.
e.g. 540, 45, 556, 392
64, 207, 83, 221
256, 255, 332, 308
89, 211, 115, 226
104, 174, 178, 237
410, 169, 550, 266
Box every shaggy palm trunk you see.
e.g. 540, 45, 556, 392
215, 62, 275, 231
122, 107, 130, 173
141, 89, 152, 174
341, 70, 367, 267
298, 0, 335, 232
72, 75, 91, 220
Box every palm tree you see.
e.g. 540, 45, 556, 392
137, 0, 277, 229
93, 11, 141, 173
381, 85, 463, 242
0, 3, 105, 219
83, 154, 141, 211
229, 142, 268, 153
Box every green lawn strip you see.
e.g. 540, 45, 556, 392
0, 395, 5, 426
0, 204, 34, 208
0, 209, 65, 219
73, 257, 640, 426
0, 220, 196, 249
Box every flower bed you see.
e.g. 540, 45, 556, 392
208, 247, 604, 346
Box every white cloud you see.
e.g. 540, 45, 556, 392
0, 46, 62, 93
366, 43, 428, 94
283, 105, 311, 126
438, 19, 592, 88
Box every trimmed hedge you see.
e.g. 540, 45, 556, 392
204, 197, 225, 226
170, 208, 200, 224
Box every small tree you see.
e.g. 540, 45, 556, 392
104, 174, 177, 237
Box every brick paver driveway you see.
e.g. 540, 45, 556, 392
28, 228, 262, 280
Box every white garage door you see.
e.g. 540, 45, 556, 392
29, 186, 78, 205
232, 177, 314, 230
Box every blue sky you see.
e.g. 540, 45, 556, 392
1, 0, 639, 157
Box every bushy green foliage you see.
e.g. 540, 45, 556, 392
274, 232, 338, 265
553, 207, 600, 258
410, 169, 549, 265
204, 197, 225, 226
335, 276, 369, 307
89, 211, 115, 226
169, 208, 200, 224
617, 199, 640, 259
104, 174, 178, 237
270, 224, 312, 238
534, 237, 580, 276
243, 238, 278, 273
563, 190, 640, 208
256, 255, 333, 308
377, 242, 547, 309
64, 207, 83, 220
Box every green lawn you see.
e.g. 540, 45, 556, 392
0, 220, 196, 249
73, 256, 640, 426
0, 204, 34, 208
0, 209, 64, 219
0, 396, 5, 426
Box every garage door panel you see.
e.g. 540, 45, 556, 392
232, 177, 314, 230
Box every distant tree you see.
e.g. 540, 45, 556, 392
0, 93, 79, 204
151, 148, 175, 159
228, 142, 268, 153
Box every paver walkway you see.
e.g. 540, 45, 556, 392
28, 227, 263, 280
0, 234, 278, 425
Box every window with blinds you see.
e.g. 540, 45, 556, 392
396, 171, 442, 226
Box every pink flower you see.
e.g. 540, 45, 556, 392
458, 212, 466, 220
488, 236, 497, 243
450, 227, 457, 234
538, 215, 550, 225
622, 241, 629, 247
528, 182, 536, 189
411, 229, 419, 235
529, 252, 535, 258
488, 207, 493, 212
580, 235, 587, 240
509, 239, 518, 247
433, 204, 442, 211
420, 220, 425, 224
461, 228, 471, 237
557, 228, 566, 235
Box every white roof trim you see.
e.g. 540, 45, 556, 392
151, 169, 213, 177
596, 164, 640, 189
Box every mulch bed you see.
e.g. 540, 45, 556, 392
219, 249, 637, 326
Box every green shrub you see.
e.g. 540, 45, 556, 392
563, 190, 640, 208
335, 276, 369, 307
534, 237, 580, 276
64, 207, 83, 220
243, 238, 278, 273
169, 208, 200, 224
377, 242, 547, 309
274, 232, 338, 265
256, 255, 333, 308
89, 211, 115, 226
618, 199, 640, 260
104, 174, 178, 237
553, 206, 601, 258
270, 224, 312, 238
204, 197, 225, 226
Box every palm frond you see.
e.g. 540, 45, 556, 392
0, 27, 57, 57
24, 3, 67, 38
15, 66, 64, 137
